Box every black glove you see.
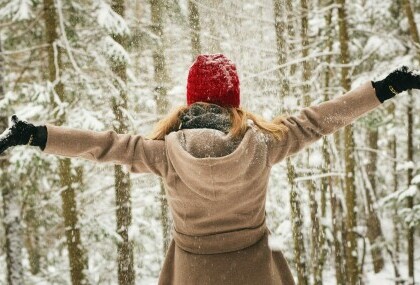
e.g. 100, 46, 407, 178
372, 66, 420, 103
0, 115, 47, 155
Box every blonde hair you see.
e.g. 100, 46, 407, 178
148, 103, 288, 141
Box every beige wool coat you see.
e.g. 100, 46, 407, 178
43, 82, 381, 285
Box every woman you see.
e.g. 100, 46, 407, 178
1, 54, 419, 285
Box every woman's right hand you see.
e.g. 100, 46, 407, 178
0, 115, 42, 155
372, 66, 420, 103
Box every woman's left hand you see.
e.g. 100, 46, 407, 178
0, 115, 38, 155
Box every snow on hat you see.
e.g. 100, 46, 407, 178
187, 54, 240, 108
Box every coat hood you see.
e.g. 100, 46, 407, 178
165, 127, 269, 201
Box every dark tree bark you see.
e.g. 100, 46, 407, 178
150, 0, 171, 255
336, 0, 359, 284
320, 17, 345, 280
274, 1, 309, 284
319, 1, 335, 283
273, 0, 289, 96
300, 0, 324, 283
43, 1, 89, 284
387, 103, 403, 285
287, 160, 310, 285
401, 1, 418, 283
365, 129, 385, 273
0, 36, 25, 285
110, 0, 135, 284
188, 0, 201, 60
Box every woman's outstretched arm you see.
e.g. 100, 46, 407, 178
43, 125, 167, 175
0, 118, 168, 176
267, 66, 420, 165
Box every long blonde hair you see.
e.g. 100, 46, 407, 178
148, 103, 288, 140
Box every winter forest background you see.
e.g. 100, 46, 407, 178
0, 0, 419, 284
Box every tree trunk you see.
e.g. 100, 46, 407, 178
405, 89, 415, 285
24, 187, 41, 275
274, 1, 308, 284
287, 159, 310, 285
319, 2, 335, 283
336, 0, 359, 284
188, 0, 201, 60
366, 131, 378, 197
43, 1, 89, 284
401, 1, 418, 283
273, 0, 289, 97
0, 36, 25, 285
0, 172, 24, 285
59, 159, 88, 285
330, 185, 346, 285
300, 0, 310, 106
150, 0, 171, 255
387, 103, 403, 285
109, 1, 135, 284
365, 130, 385, 273
300, 0, 324, 283
286, 0, 297, 75
323, 7, 345, 283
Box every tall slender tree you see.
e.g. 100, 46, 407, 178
274, 1, 309, 284
321, 3, 345, 284
109, 0, 135, 284
336, 0, 359, 284
287, 159, 310, 285
321, 7, 347, 279
188, 0, 201, 60
387, 101, 404, 285
299, 0, 324, 283
273, 0, 288, 97
42, 1, 89, 284
364, 128, 385, 273
0, 36, 25, 285
23, 185, 41, 275
362, 7, 386, 273
150, 0, 171, 255
286, 0, 297, 76
401, 1, 418, 283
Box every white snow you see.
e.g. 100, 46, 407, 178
101, 35, 131, 64
397, 185, 418, 202
0, 0, 33, 21
96, 1, 130, 36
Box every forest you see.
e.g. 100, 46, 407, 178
0, 0, 419, 284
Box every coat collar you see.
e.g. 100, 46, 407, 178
179, 103, 231, 133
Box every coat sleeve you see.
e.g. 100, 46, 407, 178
43, 124, 168, 176
267, 81, 381, 165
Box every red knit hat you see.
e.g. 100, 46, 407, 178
187, 54, 240, 108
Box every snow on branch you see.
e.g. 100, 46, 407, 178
0, 0, 33, 21
0, 91, 18, 111
101, 35, 130, 64
96, 1, 130, 36
293, 172, 344, 182
412, 175, 420, 185
379, 185, 418, 206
